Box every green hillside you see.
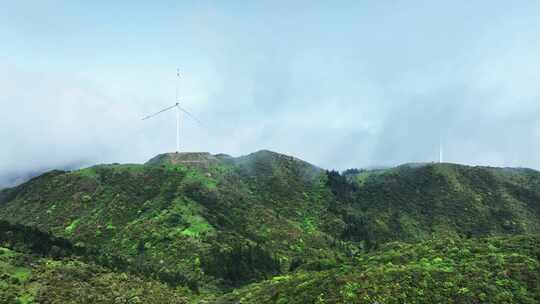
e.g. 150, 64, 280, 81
335, 163, 540, 248
0, 220, 191, 303
0, 151, 345, 294
1, 150, 540, 303
216, 234, 540, 304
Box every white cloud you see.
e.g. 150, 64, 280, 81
2, 1, 540, 186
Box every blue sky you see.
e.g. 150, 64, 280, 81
1, 1, 540, 185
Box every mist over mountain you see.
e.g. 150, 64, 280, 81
0, 161, 90, 189
2, 1, 540, 181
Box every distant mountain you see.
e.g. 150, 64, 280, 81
1, 150, 540, 303
336, 163, 540, 247
0, 170, 44, 189
0, 162, 88, 189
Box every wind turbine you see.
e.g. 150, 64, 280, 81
439, 141, 443, 163
439, 137, 444, 163
142, 69, 202, 152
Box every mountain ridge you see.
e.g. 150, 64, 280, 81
1, 150, 540, 303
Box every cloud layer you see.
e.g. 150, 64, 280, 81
1, 1, 540, 186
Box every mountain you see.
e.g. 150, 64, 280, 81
0, 151, 341, 293
336, 163, 540, 247
1, 150, 540, 303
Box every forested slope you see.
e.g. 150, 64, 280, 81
1, 151, 540, 303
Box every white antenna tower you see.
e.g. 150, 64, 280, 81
142, 69, 203, 153
439, 139, 443, 163
176, 68, 180, 152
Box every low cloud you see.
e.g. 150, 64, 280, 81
1, 1, 540, 186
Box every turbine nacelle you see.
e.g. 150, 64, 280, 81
142, 70, 202, 152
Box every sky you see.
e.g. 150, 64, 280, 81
1, 1, 540, 186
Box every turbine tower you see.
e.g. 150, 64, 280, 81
176, 68, 180, 152
439, 139, 443, 163
142, 69, 202, 153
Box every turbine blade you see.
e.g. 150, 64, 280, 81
178, 106, 204, 126
141, 103, 178, 120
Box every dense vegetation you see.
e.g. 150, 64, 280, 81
1, 150, 540, 303
0, 220, 191, 303
216, 234, 540, 304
